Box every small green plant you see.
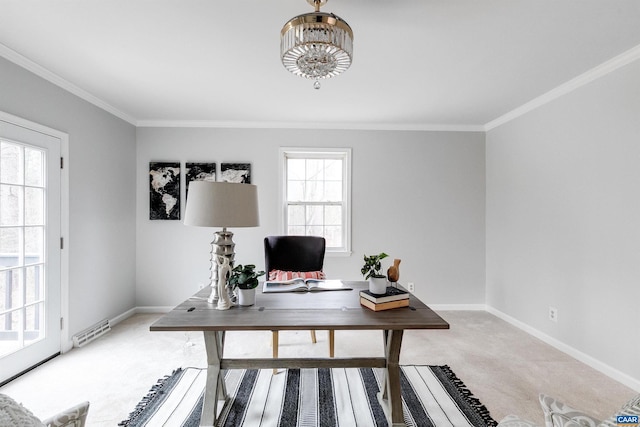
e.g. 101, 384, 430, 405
361, 252, 389, 280
228, 264, 265, 290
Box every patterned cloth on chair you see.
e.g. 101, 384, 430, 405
498, 393, 640, 427
0, 394, 89, 427
0, 394, 44, 427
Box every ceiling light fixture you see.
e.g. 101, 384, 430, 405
281, 0, 353, 90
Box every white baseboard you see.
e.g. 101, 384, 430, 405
486, 306, 640, 392
61, 339, 73, 354
61, 307, 173, 354
109, 306, 174, 327
429, 304, 487, 311
134, 306, 174, 314
111, 307, 138, 326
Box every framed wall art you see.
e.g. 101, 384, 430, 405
149, 162, 180, 220
185, 162, 216, 200
220, 163, 251, 183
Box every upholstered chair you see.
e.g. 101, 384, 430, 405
0, 394, 89, 427
497, 393, 640, 427
263, 236, 333, 370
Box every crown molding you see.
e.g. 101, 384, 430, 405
0, 41, 482, 132
136, 119, 484, 132
4, 39, 639, 133
0, 42, 137, 125
485, 43, 640, 131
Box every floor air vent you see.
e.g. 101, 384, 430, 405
72, 319, 111, 347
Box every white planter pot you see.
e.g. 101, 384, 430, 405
368, 277, 387, 295
237, 288, 256, 306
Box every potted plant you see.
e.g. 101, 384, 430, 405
228, 264, 265, 306
361, 252, 389, 295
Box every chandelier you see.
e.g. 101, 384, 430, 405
281, 0, 353, 89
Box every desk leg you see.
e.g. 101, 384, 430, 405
382, 329, 404, 427
201, 331, 226, 427
272, 331, 279, 375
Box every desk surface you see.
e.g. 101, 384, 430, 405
151, 281, 449, 332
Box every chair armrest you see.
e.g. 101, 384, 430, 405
42, 401, 89, 427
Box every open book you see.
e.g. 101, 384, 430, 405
262, 279, 352, 293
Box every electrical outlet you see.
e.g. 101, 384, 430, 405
407, 282, 415, 292
548, 307, 558, 323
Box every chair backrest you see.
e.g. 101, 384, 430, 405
264, 236, 326, 274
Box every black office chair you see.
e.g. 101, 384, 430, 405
264, 236, 334, 367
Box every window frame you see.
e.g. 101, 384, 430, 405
279, 147, 352, 255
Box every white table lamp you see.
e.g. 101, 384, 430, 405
183, 181, 259, 309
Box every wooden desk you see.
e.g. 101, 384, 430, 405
150, 281, 449, 426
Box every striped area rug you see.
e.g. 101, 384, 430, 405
120, 366, 497, 427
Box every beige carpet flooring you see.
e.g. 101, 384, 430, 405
0, 311, 636, 426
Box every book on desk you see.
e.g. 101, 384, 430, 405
262, 279, 352, 293
359, 286, 410, 311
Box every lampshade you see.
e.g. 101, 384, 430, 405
184, 181, 259, 228
281, 0, 353, 89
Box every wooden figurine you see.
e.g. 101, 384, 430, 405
387, 258, 401, 283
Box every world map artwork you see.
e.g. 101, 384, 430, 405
220, 163, 251, 183
149, 162, 180, 220
185, 162, 216, 201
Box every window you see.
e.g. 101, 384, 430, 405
0, 114, 63, 383
280, 148, 351, 254
1, 140, 47, 356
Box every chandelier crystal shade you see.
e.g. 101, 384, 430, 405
281, 0, 353, 88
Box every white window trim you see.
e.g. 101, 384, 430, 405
279, 147, 352, 256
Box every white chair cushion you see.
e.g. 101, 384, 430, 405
0, 393, 45, 427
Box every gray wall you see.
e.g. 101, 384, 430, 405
135, 128, 486, 307
486, 59, 640, 382
4, 44, 639, 388
0, 57, 137, 337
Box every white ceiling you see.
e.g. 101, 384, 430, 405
1, 0, 640, 129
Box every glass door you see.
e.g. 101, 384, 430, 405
0, 119, 61, 383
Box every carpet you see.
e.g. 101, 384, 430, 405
120, 366, 497, 427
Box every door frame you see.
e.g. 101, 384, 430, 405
0, 110, 71, 353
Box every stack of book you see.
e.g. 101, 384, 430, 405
359, 286, 410, 311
